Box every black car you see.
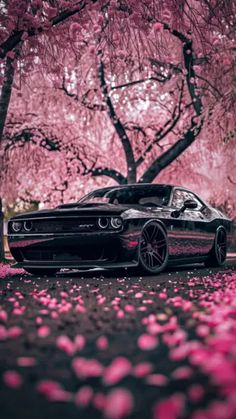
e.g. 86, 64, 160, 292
8, 184, 232, 276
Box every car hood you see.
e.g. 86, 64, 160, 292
10, 203, 142, 220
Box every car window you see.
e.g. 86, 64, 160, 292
171, 189, 202, 210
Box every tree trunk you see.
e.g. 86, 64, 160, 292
0, 199, 4, 261
0, 54, 17, 261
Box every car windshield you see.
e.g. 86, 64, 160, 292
79, 185, 171, 207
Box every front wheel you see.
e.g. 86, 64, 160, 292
138, 222, 169, 275
204, 227, 227, 267
24, 268, 58, 276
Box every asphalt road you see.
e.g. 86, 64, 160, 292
0, 258, 236, 419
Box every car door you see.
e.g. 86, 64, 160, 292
167, 188, 213, 257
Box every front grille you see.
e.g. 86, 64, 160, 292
21, 245, 117, 262
33, 218, 96, 233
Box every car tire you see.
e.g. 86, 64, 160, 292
138, 221, 169, 275
204, 227, 227, 267
24, 268, 58, 276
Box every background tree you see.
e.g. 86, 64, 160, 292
0, 0, 236, 259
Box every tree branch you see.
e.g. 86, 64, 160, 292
140, 117, 203, 183
0, 1, 88, 59
90, 167, 127, 184
111, 75, 170, 90
98, 59, 136, 182
136, 80, 185, 167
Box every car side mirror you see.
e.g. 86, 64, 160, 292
171, 199, 198, 218
184, 199, 198, 210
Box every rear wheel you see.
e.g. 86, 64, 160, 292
204, 227, 227, 267
24, 268, 58, 276
138, 222, 169, 275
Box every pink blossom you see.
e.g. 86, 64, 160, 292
104, 388, 134, 419
103, 357, 132, 385
3, 370, 22, 389
153, 22, 163, 32
75, 386, 93, 407
138, 334, 158, 351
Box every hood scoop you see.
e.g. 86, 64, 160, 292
56, 202, 111, 210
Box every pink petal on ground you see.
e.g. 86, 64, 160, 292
146, 374, 168, 386
75, 304, 86, 313
132, 362, 153, 378
188, 384, 205, 402
75, 386, 94, 407
117, 310, 124, 319
37, 379, 71, 402
159, 292, 167, 299
153, 393, 185, 419
12, 308, 24, 315
96, 336, 108, 350
56, 335, 75, 355
124, 304, 135, 313
134, 292, 143, 298
0, 325, 8, 340
3, 370, 22, 389
172, 366, 193, 380
17, 357, 36, 367
72, 357, 104, 379
93, 392, 106, 410
196, 325, 210, 338
138, 334, 158, 351
37, 325, 50, 338
147, 323, 163, 335
8, 326, 23, 339
103, 357, 132, 385
74, 335, 86, 351
104, 388, 134, 419
0, 310, 8, 322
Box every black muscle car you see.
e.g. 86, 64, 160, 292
8, 184, 232, 276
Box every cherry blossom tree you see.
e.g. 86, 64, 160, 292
0, 0, 235, 259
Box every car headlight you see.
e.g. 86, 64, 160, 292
98, 217, 109, 229
11, 221, 22, 232
110, 217, 123, 229
23, 220, 33, 232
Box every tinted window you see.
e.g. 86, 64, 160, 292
171, 189, 202, 210
80, 186, 171, 206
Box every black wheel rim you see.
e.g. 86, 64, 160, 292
140, 224, 167, 271
216, 229, 227, 264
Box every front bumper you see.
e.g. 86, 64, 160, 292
8, 230, 140, 270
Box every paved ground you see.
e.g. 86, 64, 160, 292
0, 259, 236, 419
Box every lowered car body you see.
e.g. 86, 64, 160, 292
8, 184, 232, 276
